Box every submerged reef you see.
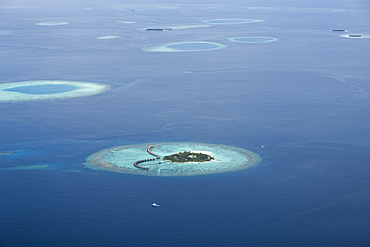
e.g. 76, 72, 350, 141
146, 28, 173, 31
142, 25, 209, 31
0, 164, 51, 170
143, 41, 226, 52
0, 80, 110, 102
0, 150, 18, 156
97, 36, 120, 39
228, 37, 277, 43
85, 142, 262, 176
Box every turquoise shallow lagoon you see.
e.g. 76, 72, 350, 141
229, 37, 278, 43
144, 41, 226, 52
340, 34, 370, 38
36, 22, 68, 26
86, 142, 261, 176
3, 84, 79, 95
97, 36, 120, 39
0, 80, 110, 102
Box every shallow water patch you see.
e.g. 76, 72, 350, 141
0, 164, 51, 170
0, 80, 110, 102
228, 37, 278, 43
3, 84, 79, 95
97, 36, 120, 39
36, 22, 68, 26
144, 41, 226, 52
85, 142, 261, 176
142, 25, 209, 31
0, 150, 18, 156
340, 34, 370, 39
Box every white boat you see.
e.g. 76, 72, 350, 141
152, 203, 160, 207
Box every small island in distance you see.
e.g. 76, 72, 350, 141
164, 151, 215, 163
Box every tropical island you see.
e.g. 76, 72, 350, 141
164, 151, 215, 163
85, 142, 262, 177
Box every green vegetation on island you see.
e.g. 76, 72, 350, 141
164, 151, 215, 163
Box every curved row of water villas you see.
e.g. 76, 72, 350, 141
133, 158, 156, 170
147, 145, 160, 159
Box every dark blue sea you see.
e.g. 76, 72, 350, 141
1, 1, 370, 246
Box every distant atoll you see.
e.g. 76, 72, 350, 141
228, 37, 277, 43
85, 142, 262, 176
36, 22, 68, 26
146, 28, 173, 31
142, 25, 209, 31
143, 41, 226, 52
97, 36, 120, 39
0, 80, 110, 102
340, 34, 370, 39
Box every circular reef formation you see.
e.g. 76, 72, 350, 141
228, 37, 278, 43
85, 142, 262, 176
0, 80, 110, 102
143, 41, 226, 52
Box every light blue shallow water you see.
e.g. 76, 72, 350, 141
0, 81, 110, 102
229, 37, 278, 43
166, 42, 223, 51
0, 1, 369, 246
86, 142, 261, 176
144, 41, 226, 52
3, 84, 79, 94
36, 22, 68, 26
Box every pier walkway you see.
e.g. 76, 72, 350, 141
147, 145, 160, 159
134, 158, 156, 170
133, 145, 160, 170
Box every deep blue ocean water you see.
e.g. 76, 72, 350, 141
1, 1, 370, 246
